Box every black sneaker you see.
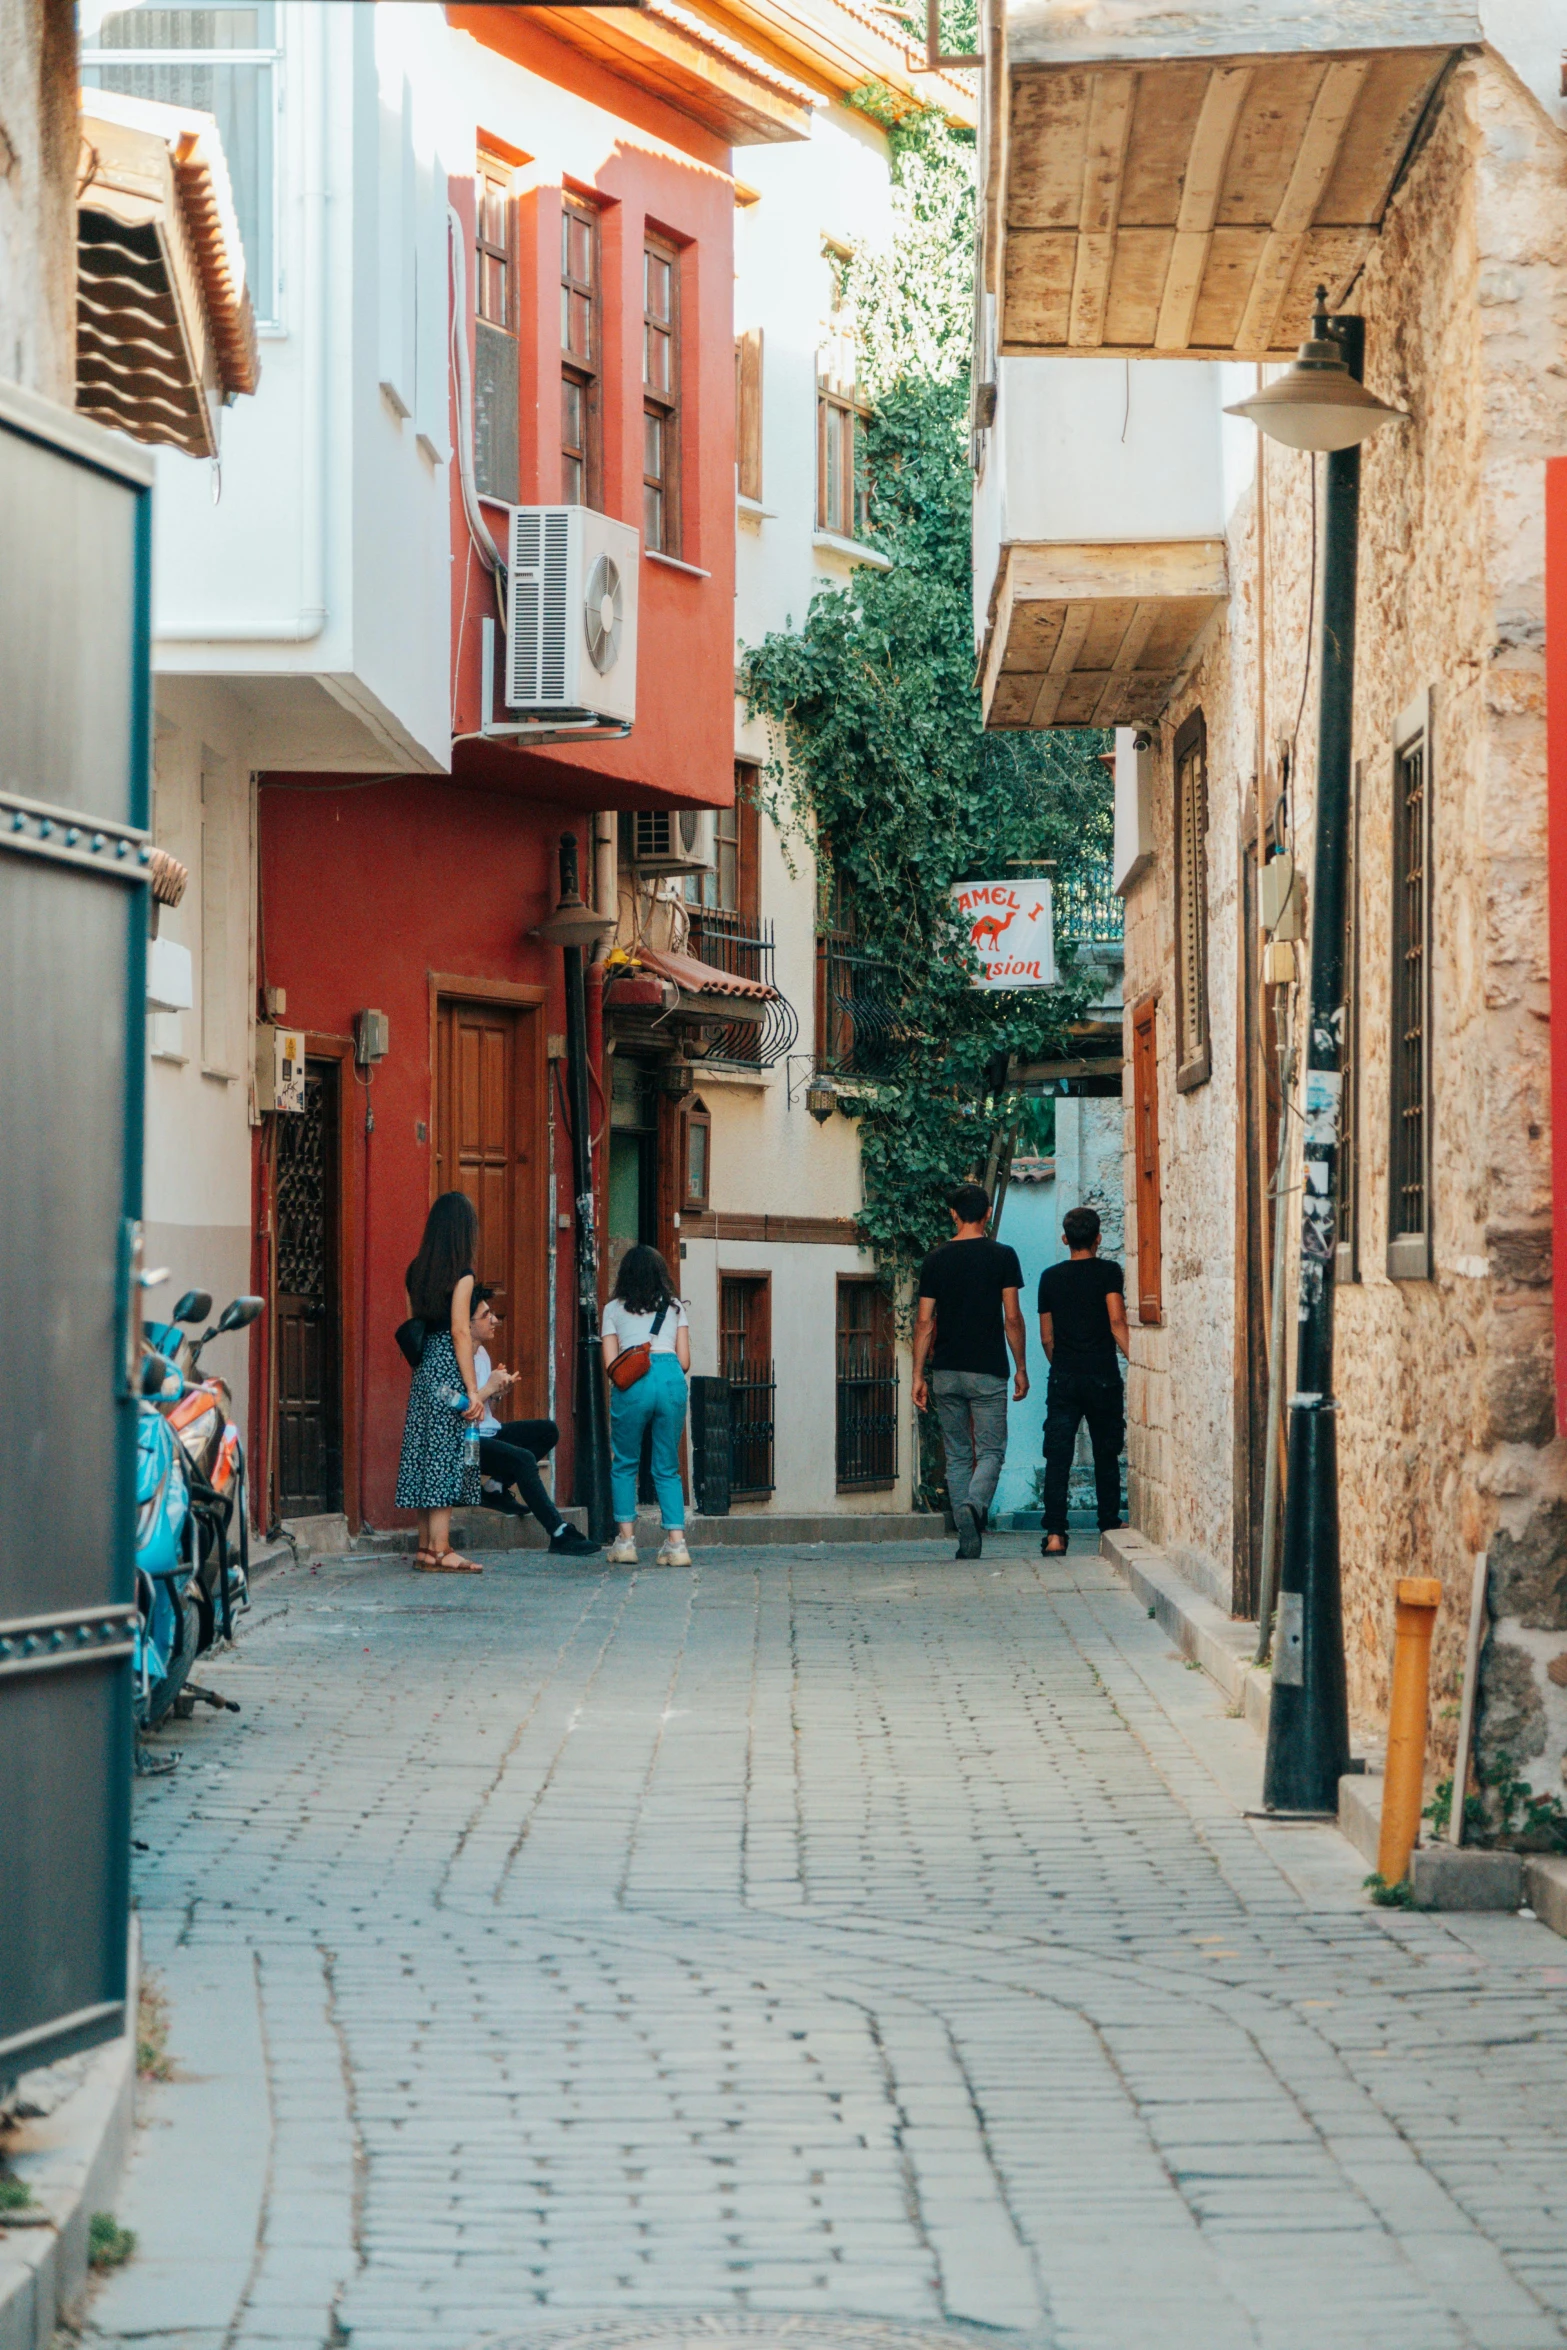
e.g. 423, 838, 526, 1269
954, 1504, 982, 1560
548, 1524, 602, 1557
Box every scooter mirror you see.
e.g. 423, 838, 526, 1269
139, 1351, 173, 1396
216, 1295, 265, 1334
171, 1289, 213, 1325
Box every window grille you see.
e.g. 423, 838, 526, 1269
1173, 711, 1210, 1091
1336, 761, 1361, 1281
720, 1275, 774, 1496
836, 1279, 897, 1490
1388, 693, 1433, 1280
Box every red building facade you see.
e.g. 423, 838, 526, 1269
251, 5, 807, 1531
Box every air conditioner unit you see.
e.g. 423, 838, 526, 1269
507, 505, 639, 725
631, 807, 715, 876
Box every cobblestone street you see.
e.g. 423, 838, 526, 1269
90, 1540, 1567, 2350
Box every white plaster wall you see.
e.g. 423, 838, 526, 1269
683, 1237, 913, 1514
145, 678, 258, 1433
679, 98, 911, 1516
147, 2, 452, 774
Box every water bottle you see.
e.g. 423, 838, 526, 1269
445, 1386, 482, 1474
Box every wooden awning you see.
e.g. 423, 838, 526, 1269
979, 540, 1228, 729
468, 0, 816, 143
994, 7, 1472, 358
77, 90, 258, 460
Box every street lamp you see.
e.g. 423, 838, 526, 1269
1224, 293, 1405, 1814
535, 837, 615, 1541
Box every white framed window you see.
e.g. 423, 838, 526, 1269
81, 2, 282, 326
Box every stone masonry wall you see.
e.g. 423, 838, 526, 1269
1122, 54, 1567, 1801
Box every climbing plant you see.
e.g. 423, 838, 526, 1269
740, 88, 1112, 1290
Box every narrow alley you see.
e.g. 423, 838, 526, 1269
92, 1541, 1567, 2350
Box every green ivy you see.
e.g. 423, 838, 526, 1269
741, 88, 1112, 1289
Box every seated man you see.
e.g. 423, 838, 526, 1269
469, 1286, 598, 1557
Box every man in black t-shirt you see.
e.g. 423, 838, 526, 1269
1036, 1203, 1129, 1555
913, 1181, 1028, 1559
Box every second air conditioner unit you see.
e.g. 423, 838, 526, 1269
507, 505, 639, 726
631, 807, 715, 877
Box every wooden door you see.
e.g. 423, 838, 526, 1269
435, 996, 546, 1415
1131, 998, 1163, 1326
275, 1060, 342, 1515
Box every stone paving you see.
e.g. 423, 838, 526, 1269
86, 1539, 1567, 2350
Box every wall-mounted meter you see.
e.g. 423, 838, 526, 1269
355, 1008, 390, 1066
256, 1023, 306, 1113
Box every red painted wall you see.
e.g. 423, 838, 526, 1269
256, 776, 595, 1527
448, 9, 738, 813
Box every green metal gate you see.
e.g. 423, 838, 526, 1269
0, 383, 154, 2084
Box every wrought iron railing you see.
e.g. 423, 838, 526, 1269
722, 1352, 776, 1496
685, 909, 800, 1068
819, 938, 904, 1077
835, 1340, 898, 1490
1054, 859, 1124, 946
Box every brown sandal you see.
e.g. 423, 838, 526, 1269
1042, 1534, 1069, 1556
433, 1549, 483, 1574
413, 1549, 441, 1571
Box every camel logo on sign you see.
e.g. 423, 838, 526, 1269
953, 879, 1057, 989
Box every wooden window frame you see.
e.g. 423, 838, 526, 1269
736, 327, 763, 504
816, 386, 869, 541
476, 155, 514, 331
1388, 690, 1433, 1281
643, 234, 681, 556
1173, 709, 1210, 1092
835, 1274, 896, 1493
1336, 758, 1362, 1283
682, 1096, 711, 1213
1131, 992, 1163, 1324
561, 193, 601, 509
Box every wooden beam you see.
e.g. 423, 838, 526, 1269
1068, 70, 1134, 346
1030, 602, 1093, 724
1234, 58, 1369, 354
1009, 537, 1229, 605
1154, 64, 1251, 351
1090, 600, 1160, 724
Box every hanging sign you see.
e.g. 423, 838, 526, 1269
953, 878, 1057, 989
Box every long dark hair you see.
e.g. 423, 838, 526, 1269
613, 1244, 676, 1317
407, 1191, 480, 1324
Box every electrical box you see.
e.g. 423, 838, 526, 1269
1260, 853, 1303, 941
355, 1008, 390, 1065
256, 1023, 306, 1113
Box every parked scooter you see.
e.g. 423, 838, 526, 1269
133, 1350, 200, 1734
134, 1291, 262, 1736
145, 1290, 263, 1651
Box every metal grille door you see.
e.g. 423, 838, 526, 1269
0, 386, 153, 2084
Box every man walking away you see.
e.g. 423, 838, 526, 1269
912, 1181, 1028, 1559
1037, 1205, 1129, 1556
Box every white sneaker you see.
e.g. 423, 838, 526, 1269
606, 1534, 639, 1565
656, 1531, 692, 1567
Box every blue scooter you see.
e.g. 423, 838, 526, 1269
133, 1349, 200, 1733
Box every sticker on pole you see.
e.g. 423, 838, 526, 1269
953, 879, 1056, 989
1274, 1590, 1304, 1686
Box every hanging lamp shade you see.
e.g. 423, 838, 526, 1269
1225, 291, 1407, 453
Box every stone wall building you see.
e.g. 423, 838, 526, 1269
973, 3, 1567, 1803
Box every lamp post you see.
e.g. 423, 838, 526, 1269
534, 835, 616, 1541
1225, 295, 1405, 1812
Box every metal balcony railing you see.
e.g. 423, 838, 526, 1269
1054, 859, 1124, 946
819, 938, 904, 1078
685, 909, 800, 1068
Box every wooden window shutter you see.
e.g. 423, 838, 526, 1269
1132, 996, 1163, 1324
1173, 710, 1210, 1092
1388, 689, 1433, 1280
736, 328, 763, 503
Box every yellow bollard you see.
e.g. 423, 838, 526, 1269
1376, 1576, 1443, 1886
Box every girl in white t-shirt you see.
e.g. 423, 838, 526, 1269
601, 1246, 691, 1566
